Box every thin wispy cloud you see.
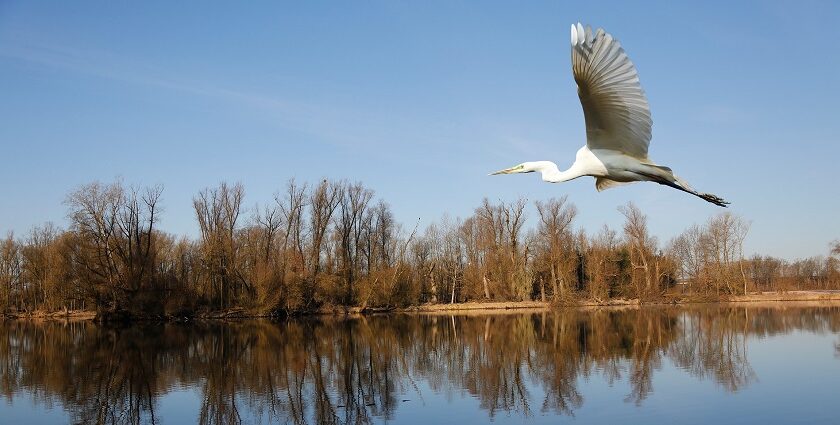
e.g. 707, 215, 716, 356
0, 37, 397, 150
0, 36, 548, 172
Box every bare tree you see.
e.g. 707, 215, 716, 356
705, 213, 750, 294
5, 176, 834, 315
249, 202, 282, 307
668, 224, 707, 291
194, 182, 246, 309
619, 202, 659, 299
65, 180, 162, 312
0, 233, 22, 311
586, 225, 620, 301
335, 182, 373, 305
745, 255, 782, 292
306, 179, 342, 304
439, 216, 464, 304
502, 198, 529, 300
20, 223, 60, 310
274, 179, 308, 309
469, 198, 530, 301
534, 197, 578, 300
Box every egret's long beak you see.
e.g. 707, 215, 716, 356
489, 165, 521, 176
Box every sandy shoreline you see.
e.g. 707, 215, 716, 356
4, 291, 840, 321
394, 291, 840, 314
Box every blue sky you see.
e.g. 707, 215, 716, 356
1, 1, 838, 259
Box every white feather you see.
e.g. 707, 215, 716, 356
489, 23, 730, 208
571, 25, 652, 159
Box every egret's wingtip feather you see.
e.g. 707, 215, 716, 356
570, 24, 577, 46
573, 22, 652, 157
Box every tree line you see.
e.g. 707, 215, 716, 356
0, 178, 838, 316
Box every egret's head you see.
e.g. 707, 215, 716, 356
489, 162, 535, 175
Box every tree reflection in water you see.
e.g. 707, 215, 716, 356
2, 306, 839, 424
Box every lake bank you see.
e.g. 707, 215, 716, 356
394, 290, 840, 314
4, 290, 840, 321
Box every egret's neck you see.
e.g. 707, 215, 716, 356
533, 161, 582, 183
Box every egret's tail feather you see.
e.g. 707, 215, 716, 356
697, 193, 730, 207
667, 179, 730, 207
636, 167, 730, 207
670, 182, 730, 208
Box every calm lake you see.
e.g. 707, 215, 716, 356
2, 305, 839, 424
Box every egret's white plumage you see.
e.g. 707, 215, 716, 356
492, 23, 729, 207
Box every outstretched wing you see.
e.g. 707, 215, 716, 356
571, 23, 652, 159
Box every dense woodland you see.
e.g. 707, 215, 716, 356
0, 178, 838, 317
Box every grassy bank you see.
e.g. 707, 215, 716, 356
4, 291, 840, 321
3, 309, 97, 321
394, 291, 840, 314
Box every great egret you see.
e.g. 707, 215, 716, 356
491, 22, 729, 207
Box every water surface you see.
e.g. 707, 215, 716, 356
2, 305, 839, 424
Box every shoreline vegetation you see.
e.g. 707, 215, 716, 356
1, 178, 839, 322
5, 291, 840, 321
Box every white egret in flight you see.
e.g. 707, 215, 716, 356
491, 23, 729, 207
